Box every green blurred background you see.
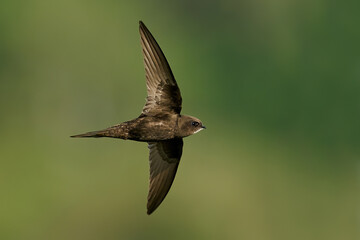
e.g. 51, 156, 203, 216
1, 0, 359, 239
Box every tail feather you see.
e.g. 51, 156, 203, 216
71, 123, 128, 139
71, 129, 111, 138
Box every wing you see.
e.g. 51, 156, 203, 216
139, 21, 182, 115
147, 138, 183, 214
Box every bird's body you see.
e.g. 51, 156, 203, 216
73, 113, 201, 141
72, 21, 205, 215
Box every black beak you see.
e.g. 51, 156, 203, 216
201, 125, 206, 129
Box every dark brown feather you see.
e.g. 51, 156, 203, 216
139, 21, 182, 115
147, 138, 183, 214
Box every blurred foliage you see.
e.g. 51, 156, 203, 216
0, 0, 359, 239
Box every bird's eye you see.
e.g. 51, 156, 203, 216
191, 121, 199, 127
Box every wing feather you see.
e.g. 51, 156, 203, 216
147, 138, 183, 214
139, 21, 182, 115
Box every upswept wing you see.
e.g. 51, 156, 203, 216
139, 21, 182, 115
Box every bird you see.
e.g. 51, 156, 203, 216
71, 21, 205, 215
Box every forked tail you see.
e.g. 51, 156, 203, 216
71, 124, 127, 139
71, 130, 109, 138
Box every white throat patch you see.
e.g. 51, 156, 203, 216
194, 128, 204, 134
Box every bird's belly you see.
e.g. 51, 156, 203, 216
127, 118, 176, 142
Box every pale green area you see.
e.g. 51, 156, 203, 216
0, 0, 359, 239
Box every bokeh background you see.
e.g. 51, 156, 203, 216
1, 0, 359, 239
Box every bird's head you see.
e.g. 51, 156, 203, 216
177, 115, 206, 137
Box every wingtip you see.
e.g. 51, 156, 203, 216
139, 20, 145, 28
147, 199, 161, 215
147, 207, 155, 215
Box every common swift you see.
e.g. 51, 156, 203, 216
72, 21, 205, 215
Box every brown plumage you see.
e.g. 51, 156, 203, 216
71, 21, 205, 215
